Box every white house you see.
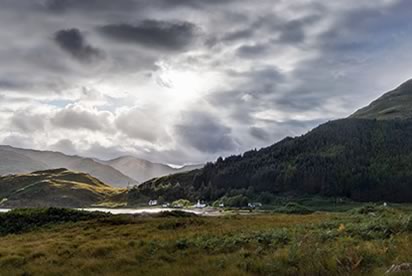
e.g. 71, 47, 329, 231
248, 202, 262, 208
195, 200, 207, 208
148, 200, 158, 206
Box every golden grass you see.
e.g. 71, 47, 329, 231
0, 211, 410, 275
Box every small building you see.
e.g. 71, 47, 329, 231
195, 200, 207, 209
148, 200, 158, 206
248, 202, 262, 208
219, 203, 225, 208
162, 202, 170, 208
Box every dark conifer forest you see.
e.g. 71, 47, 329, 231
130, 118, 412, 204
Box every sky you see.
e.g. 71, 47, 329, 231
1, 0, 412, 165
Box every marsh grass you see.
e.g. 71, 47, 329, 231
0, 207, 411, 275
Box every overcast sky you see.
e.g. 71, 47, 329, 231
1, 0, 412, 164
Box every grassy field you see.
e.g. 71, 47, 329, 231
0, 207, 412, 275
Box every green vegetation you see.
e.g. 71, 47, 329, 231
221, 194, 249, 207
273, 202, 314, 214
351, 79, 412, 120
1, 206, 412, 275
171, 199, 192, 207
0, 208, 108, 235
0, 169, 126, 208
130, 118, 412, 205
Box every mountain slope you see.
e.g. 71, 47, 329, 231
0, 168, 126, 208
0, 146, 135, 188
351, 79, 412, 120
130, 80, 412, 204
175, 164, 204, 173
100, 156, 175, 183
100, 156, 203, 183
0, 148, 48, 175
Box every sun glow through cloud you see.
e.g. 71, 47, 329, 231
154, 62, 221, 107
0, 0, 410, 165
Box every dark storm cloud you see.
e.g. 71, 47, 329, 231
278, 20, 306, 44
275, 90, 327, 112
275, 14, 322, 44
0, 77, 69, 95
175, 112, 237, 153
226, 66, 284, 88
207, 89, 263, 125
44, 0, 138, 13
222, 28, 255, 42
44, 0, 233, 13
54, 29, 103, 63
154, 0, 236, 9
0, 80, 29, 91
317, 2, 412, 56
236, 44, 270, 59
213, 12, 320, 50
224, 67, 285, 101
98, 20, 199, 51
279, 2, 412, 115
249, 127, 270, 141
207, 66, 286, 125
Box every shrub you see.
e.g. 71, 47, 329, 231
257, 192, 275, 204
0, 208, 108, 235
157, 210, 198, 218
171, 199, 192, 208
350, 204, 380, 215
274, 203, 314, 214
223, 195, 249, 207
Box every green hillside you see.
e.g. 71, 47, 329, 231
351, 79, 412, 120
0, 169, 126, 208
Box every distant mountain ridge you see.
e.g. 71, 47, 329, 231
0, 145, 203, 188
98, 155, 202, 184
99, 156, 201, 183
130, 79, 412, 204
0, 145, 135, 188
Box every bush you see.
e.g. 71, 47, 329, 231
257, 192, 275, 204
223, 195, 249, 207
157, 210, 198, 218
0, 208, 108, 235
274, 203, 314, 214
171, 199, 192, 208
349, 204, 396, 216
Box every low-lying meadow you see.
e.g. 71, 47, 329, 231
0, 206, 411, 275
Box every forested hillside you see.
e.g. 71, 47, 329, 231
130, 118, 412, 204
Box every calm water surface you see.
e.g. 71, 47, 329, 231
0, 208, 204, 215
